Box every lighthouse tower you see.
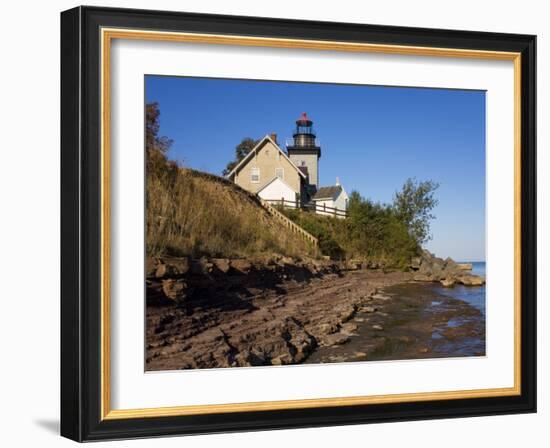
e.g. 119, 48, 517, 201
286, 112, 321, 189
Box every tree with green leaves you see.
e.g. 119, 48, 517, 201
222, 137, 259, 176
393, 178, 440, 245
146, 102, 176, 181
146, 102, 173, 154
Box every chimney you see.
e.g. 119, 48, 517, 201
336, 176, 340, 186
270, 132, 277, 143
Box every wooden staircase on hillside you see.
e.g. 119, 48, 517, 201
258, 198, 318, 247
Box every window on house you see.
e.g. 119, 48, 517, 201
251, 167, 260, 183
276, 168, 284, 180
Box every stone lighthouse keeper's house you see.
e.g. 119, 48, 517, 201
226, 113, 348, 218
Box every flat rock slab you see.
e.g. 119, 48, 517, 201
146, 268, 411, 370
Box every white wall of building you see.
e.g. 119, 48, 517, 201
333, 188, 349, 212
257, 177, 298, 206
314, 198, 337, 217
314, 189, 349, 218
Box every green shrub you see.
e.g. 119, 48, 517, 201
282, 192, 419, 268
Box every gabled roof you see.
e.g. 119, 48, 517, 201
312, 185, 343, 201
225, 135, 307, 180
257, 176, 295, 194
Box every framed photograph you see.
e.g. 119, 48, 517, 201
60, 6, 536, 441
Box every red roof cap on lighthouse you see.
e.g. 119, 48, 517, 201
296, 112, 312, 125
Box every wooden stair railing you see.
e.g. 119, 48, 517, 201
258, 198, 318, 247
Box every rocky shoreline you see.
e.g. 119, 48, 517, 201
146, 252, 485, 370
409, 250, 485, 287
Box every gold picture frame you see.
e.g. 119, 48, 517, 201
61, 6, 536, 441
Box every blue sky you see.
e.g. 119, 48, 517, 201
145, 76, 486, 261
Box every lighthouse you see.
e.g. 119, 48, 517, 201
286, 112, 321, 189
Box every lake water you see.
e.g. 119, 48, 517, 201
445, 261, 486, 315
419, 261, 486, 357
304, 261, 486, 364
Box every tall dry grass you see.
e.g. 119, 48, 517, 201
146, 155, 317, 259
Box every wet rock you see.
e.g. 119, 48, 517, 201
371, 294, 391, 301
146, 256, 415, 371
412, 251, 483, 286
361, 306, 377, 313
457, 274, 485, 286
341, 322, 358, 334
440, 278, 456, 288
319, 332, 350, 347
316, 322, 338, 335
335, 304, 356, 322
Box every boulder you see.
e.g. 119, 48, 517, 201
189, 258, 214, 275
347, 259, 363, 270
410, 257, 422, 270
315, 322, 338, 335
457, 263, 473, 271
319, 332, 350, 347
335, 304, 356, 322
457, 274, 485, 286
341, 322, 358, 334
430, 263, 444, 281
230, 259, 252, 275
212, 258, 231, 274
271, 354, 293, 366
155, 258, 190, 278
418, 261, 433, 275
440, 278, 456, 288
279, 256, 295, 265
413, 273, 433, 282
444, 257, 458, 270
422, 249, 436, 259
161, 278, 187, 302
361, 305, 377, 313
146, 257, 160, 277
371, 294, 391, 301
